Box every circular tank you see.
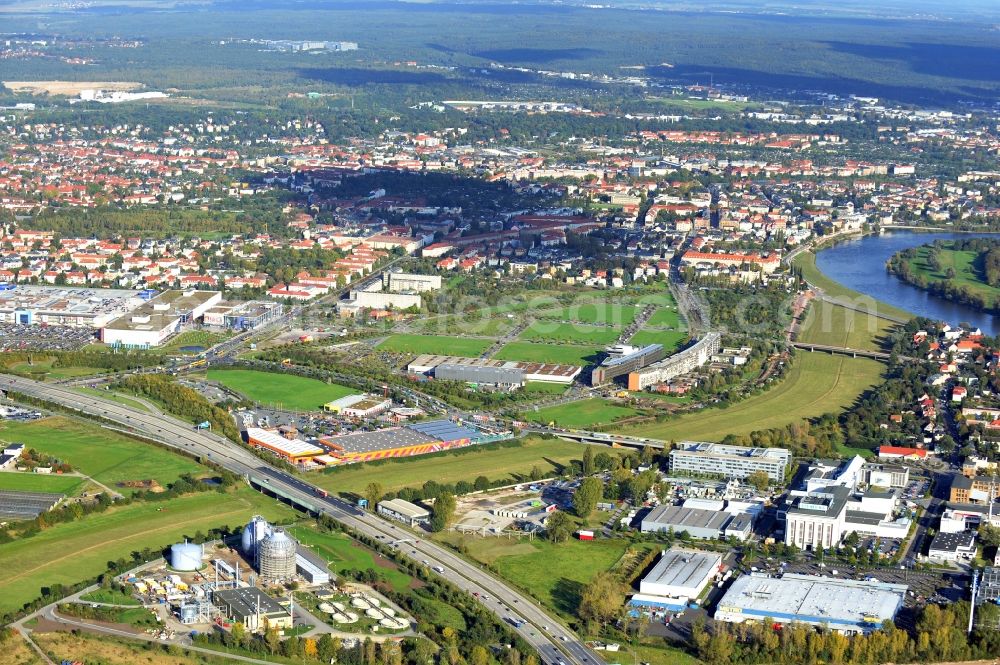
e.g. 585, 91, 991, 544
170, 542, 203, 571
241, 515, 271, 558
258, 528, 296, 581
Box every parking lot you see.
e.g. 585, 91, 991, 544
0, 323, 95, 351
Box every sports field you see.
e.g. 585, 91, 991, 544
375, 334, 492, 357
0, 472, 84, 495
287, 526, 412, 592
0, 488, 295, 616
311, 436, 621, 496
623, 353, 885, 441
520, 322, 621, 345
206, 368, 357, 411
797, 301, 895, 351
521, 398, 639, 429
494, 342, 602, 366
0, 417, 205, 494
535, 303, 638, 326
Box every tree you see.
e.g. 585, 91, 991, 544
474, 475, 490, 491
231, 621, 247, 648
264, 625, 281, 655
470, 645, 490, 665
980, 523, 1000, 548
747, 470, 771, 493
578, 572, 625, 627
364, 482, 383, 510
582, 445, 594, 475
573, 477, 602, 518
545, 510, 573, 543
430, 492, 456, 532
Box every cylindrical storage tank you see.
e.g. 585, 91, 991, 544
242, 515, 271, 558
258, 529, 296, 581
170, 542, 203, 571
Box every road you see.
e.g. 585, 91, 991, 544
0, 374, 601, 665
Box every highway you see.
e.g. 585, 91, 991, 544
0, 374, 601, 665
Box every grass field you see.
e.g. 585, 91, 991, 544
494, 342, 602, 366
535, 303, 638, 326
159, 330, 231, 354
288, 526, 412, 592
628, 330, 688, 351
624, 353, 885, 441
376, 334, 492, 357
0, 417, 206, 494
523, 382, 569, 396
0, 472, 84, 495
0, 488, 296, 616
207, 368, 357, 411
73, 386, 156, 413
5, 358, 108, 381
79, 588, 141, 605
905, 244, 1000, 302
797, 301, 896, 351
312, 436, 621, 496
520, 322, 621, 345
445, 536, 628, 617
645, 306, 682, 328
794, 250, 912, 320
522, 398, 639, 429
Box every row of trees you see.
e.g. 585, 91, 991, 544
691, 601, 1000, 665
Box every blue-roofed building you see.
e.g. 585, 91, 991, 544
407, 419, 480, 443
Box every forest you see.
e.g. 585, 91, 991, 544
1, 1, 999, 106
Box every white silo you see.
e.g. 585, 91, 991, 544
258, 529, 296, 581
241, 515, 272, 561
170, 542, 203, 571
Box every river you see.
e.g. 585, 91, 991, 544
814, 231, 1000, 335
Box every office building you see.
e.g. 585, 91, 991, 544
669, 442, 790, 481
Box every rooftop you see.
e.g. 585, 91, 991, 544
718, 573, 906, 628
641, 548, 721, 593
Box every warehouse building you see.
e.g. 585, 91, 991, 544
436, 363, 525, 388
641, 505, 732, 539
322, 394, 392, 418
245, 427, 325, 463
102, 289, 222, 348
669, 442, 790, 481
378, 498, 430, 526
317, 419, 493, 464
715, 573, 907, 635
296, 549, 331, 585
638, 548, 721, 600
211, 587, 292, 632
927, 530, 977, 563
408, 354, 581, 385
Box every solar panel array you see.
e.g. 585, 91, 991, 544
0, 489, 64, 519
407, 419, 480, 443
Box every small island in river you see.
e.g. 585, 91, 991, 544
886, 237, 1000, 314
